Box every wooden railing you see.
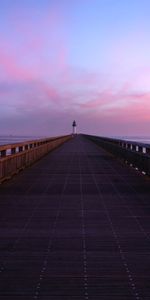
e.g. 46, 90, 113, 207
84, 134, 150, 176
0, 135, 71, 183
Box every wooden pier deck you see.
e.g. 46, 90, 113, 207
0, 134, 150, 300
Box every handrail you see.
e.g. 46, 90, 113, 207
84, 134, 150, 176
0, 136, 62, 157
90, 136, 150, 153
0, 135, 72, 183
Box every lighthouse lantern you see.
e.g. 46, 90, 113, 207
72, 120, 77, 135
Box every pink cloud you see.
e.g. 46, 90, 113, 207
1, 6, 150, 136
0, 50, 36, 81
109, 99, 150, 122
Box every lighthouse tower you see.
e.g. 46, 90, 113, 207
72, 120, 77, 135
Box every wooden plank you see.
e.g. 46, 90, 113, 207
0, 135, 149, 299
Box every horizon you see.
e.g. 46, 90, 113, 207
0, 0, 150, 136
1, 133, 150, 148
1, 133, 150, 139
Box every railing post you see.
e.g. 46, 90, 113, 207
1, 150, 6, 157
11, 148, 16, 155
132, 145, 136, 151
138, 146, 143, 153
146, 147, 150, 155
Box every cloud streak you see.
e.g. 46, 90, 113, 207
0, 2, 150, 136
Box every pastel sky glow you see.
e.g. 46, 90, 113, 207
0, 0, 150, 136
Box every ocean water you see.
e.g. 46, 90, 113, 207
0, 135, 150, 147
0, 135, 46, 146
113, 136, 150, 144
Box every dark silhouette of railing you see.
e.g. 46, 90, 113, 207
84, 134, 150, 176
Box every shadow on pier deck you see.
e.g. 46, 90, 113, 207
0, 134, 150, 300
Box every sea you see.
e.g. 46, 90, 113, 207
0, 135, 46, 146
0, 135, 150, 146
112, 136, 150, 145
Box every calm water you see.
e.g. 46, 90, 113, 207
0, 135, 150, 146
0, 135, 46, 146
113, 136, 150, 144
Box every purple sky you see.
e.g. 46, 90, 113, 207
0, 0, 150, 137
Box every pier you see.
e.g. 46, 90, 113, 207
0, 134, 150, 299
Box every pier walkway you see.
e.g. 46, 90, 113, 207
0, 135, 150, 299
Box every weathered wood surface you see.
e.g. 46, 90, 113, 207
0, 134, 150, 299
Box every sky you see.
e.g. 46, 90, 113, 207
0, 0, 150, 137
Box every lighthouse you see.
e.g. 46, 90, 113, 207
72, 120, 77, 135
